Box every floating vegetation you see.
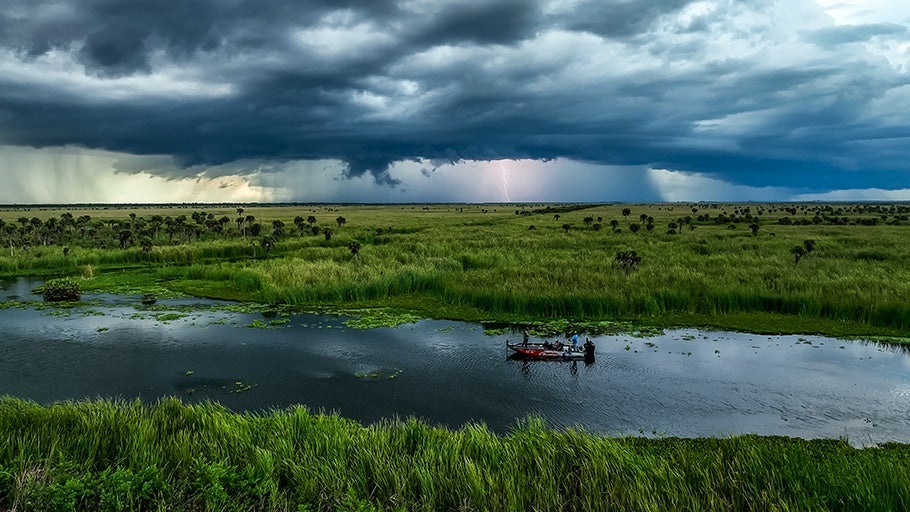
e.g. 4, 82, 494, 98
355, 369, 403, 379
245, 317, 290, 329
184, 370, 194, 376
231, 381, 255, 393
435, 326, 455, 333
344, 309, 420, 329
96, 327, 109, 332
482, 326, 509, 336
152, 313, 187, 323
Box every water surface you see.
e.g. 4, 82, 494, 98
2, 277, 908, 445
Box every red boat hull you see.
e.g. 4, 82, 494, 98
507, 343, 590, 360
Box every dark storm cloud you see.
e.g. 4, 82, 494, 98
1, 0, 909, 191
561, 0, 693, 37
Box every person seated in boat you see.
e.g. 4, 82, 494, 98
552, 339, 563, 350
543, 340, 553, 350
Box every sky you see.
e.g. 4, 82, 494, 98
0, 0, 909, 203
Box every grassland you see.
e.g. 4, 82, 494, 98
3, 203, 910, 510
1, 397, 907, 511
2, 202, 909, 339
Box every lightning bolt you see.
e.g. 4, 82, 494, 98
498, 160, 512, 202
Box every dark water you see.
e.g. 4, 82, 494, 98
2, 277, 909, 445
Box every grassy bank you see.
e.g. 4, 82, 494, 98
1, 397, 907, 511
3, 203, 910, 338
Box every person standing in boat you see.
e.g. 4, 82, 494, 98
571, 332, 579, 351
522, 330, 530, 346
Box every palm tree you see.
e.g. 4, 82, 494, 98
307, 215, 317, 225
118, 229, 133, 250
583, 216, 594, 227
749, 223, 759, 236
803, 239, 816, 254
294, 216, 306, 235
4, 224, 17, 256
629, 223, 641, 233
790, 246, 806, 264
622, 208, 631, 219
336, 216, 346, 228
609, 219, 619, 232
235, 216, 245, 238
29, 217, 42, 239
323, 228, 333, 241
140, 237, 153, 265
553, 214, 560, 221
562, 224, 571, 233
272, 220, 286, 238
348, 241, 361, 258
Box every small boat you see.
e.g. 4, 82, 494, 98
507, 340, 595, 360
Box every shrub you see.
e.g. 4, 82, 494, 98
42, 277, 81, 302
614, 251, 642, 272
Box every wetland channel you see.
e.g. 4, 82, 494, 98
1, 277, 908, 446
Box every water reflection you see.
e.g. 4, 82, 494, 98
1, 277, 909, 445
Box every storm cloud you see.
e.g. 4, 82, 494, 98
1, 0, 909, 195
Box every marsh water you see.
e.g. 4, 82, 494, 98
2, 277, 908, 445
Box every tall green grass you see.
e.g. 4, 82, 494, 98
0, 397, 906, 511
4, 204, 910, 332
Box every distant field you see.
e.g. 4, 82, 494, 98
2, 202, 909, 338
